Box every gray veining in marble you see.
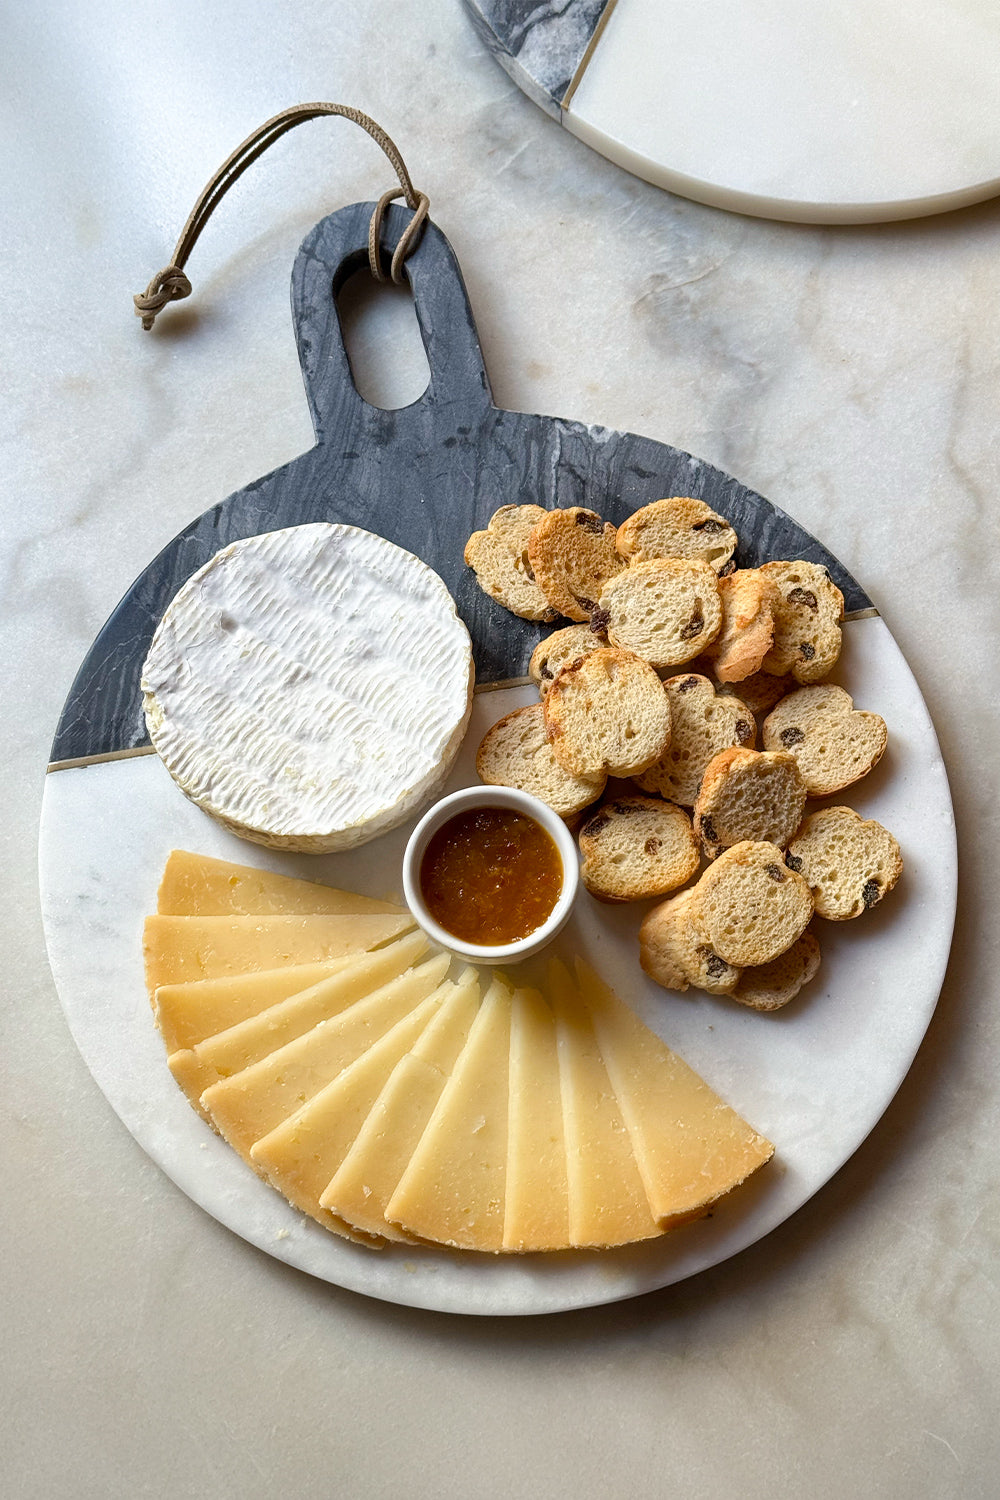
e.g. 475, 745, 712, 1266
463, 0, 613, 115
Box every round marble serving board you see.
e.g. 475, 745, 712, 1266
464, 0, 1000, 224
39, 201, 956, 1315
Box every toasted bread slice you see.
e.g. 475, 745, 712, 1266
598, 558, 723, 669
786, 806, 902, 919
476, 702, 606, 818
717, 668, 796, 715
543, 647, 671, 779
693, 747, 807, 859
529, 623, 607, 697
633, 674, 755, 807
732, 931, 821, 1011
526, 507, 625, 622
578, 795, 699, 902
486, 503, 549, 553
464, 505, 558, 622
762, 685, 888, 796
704, 569, 779, 683
759, 561, 844, 683
615, 497, 737, 572
695, 840, 814, 967
639, 889, 742, 995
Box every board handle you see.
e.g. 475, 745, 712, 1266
292, 202, 495, 441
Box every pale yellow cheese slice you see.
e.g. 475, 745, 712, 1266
503, 987, 569, 1253
549, 962, 663, 1249
143, 911, 414, 994
575, 960, 774, 1224
154, 961, 354, 1055
320, 972, 482, 1242
199, 953, 451, 1157
385, 977, 512, 1252
157, 849, 404, 917
249, 978, 477, 1239
167, 930, 429, 1111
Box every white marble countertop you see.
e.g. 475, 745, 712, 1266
4, 2, 998, 1495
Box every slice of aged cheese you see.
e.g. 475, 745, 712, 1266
142, 911, 414, 994
549, 962, 663, 1250
503, 987, 569, 1253
141, 524, 474, 853
199, 954, 451, 1157
320, 972, 482, 1241
167, 930, 429, 1110
575, 961, 775, 1225
249, 984, 455, 1238
156, 849, 404, 917
385, 977, 512, 1252
154, 961, 352, 1055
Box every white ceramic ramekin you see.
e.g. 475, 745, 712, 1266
401, 785, 579, 965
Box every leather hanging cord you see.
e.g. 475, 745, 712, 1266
133, 104, 429, 329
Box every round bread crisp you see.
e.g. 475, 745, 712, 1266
634, 674, 756, 807
758, 560, 844, 683
543, 647, 671, 779
476, 702, 606, 819
762, 684, 888, 796
694, 747, 807, 859
717, 668, 796, 715
526, 507, 625, 622
731, 932, 821, 1011
486, 503, 549, 554
704, 569, 779, 683
464, 505, 558, 622
615, 497, 738, 572
694, 840, 814, 967
142, 525, 474, 852
578, 795, 699, 902
598, 558, 723, 669
786, 806, 902, 920
639, 889, 742, 994
529, 623, 607, 696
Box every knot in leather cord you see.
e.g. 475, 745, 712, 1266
133, 266, 193, 330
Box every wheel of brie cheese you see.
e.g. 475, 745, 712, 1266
141, 524, 475, 852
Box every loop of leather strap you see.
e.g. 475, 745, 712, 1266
133, 104, 429, 328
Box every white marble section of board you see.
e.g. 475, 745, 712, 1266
38, 619, 955, 1314
564, 0, 1000, 222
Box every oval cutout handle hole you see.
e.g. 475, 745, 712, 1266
337, 269, 431, 410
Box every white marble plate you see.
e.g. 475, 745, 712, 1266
39, 613, 955, 1316
468, 0, 1000, 223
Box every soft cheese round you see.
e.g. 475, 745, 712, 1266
142, 524, 474, 852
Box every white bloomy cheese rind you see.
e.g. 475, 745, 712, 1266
141, 524, 474, 852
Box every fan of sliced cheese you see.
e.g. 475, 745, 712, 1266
146, 849, 774, 1252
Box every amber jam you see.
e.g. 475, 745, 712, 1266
418, 806, 564, 946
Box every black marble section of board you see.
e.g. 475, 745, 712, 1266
462, 0, 614, 116
51, 200, 872, 763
